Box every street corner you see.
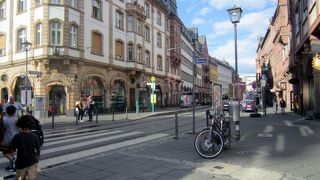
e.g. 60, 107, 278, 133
184, 161, 293, 180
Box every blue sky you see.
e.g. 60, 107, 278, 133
176, 0, 278, 77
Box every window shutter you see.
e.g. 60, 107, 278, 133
0, 34, 5, 49
115, 41, 123, 58
92, 32, 101, 53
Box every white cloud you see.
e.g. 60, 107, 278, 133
192, 17, 205, 26
197, 7, 211, 16
209, 7, 274, 40
209, 38, 258, 75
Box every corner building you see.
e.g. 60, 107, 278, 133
0, 0, 182, 115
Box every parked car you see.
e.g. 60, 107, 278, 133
240, 99, 250, 111
242, 100, 257, 112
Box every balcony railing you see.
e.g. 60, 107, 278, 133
126, 3, 145, 18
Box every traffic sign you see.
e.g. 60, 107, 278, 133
195, 58, 207, 64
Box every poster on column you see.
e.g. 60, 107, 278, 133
35, 96, 46, 111
21, 90, 32, 105
213, 84, 222, 111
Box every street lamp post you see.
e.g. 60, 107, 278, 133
227, 5, 242, 140
192, 51, 196, 134
227, 5, 242, 81
22, 41, 32, 114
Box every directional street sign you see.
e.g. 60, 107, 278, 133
195, 58, 207, 64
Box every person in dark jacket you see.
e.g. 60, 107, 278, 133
10, 115, 41, 180
280, 98, 286, 114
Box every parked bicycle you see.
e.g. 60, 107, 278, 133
194, 110, 232, 158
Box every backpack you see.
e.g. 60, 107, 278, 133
30, 115, 44, 146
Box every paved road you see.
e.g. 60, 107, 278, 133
2, 107, 320, 180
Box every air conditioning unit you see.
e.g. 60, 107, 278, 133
0, 48, 5, 56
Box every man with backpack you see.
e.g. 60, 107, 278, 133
280, 98, 286, 114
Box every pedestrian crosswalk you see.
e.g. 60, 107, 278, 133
0, 127, 169, 179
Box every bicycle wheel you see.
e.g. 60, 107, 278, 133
223, 121, 231, 150
194, 129, 224, 158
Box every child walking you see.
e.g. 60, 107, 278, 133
10, 115, 41, 180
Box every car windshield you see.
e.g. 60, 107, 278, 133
246, 101, 254, 105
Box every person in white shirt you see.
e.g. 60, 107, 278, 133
3, 96, 25, 118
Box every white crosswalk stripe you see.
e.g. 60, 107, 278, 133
0, 128, 169, 179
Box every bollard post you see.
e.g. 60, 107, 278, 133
112, 108, 115, 121
206, 109, 209, 127
76, 111, 79, 126
51, 110, 55, 129
96, 107, 98, 123
125, 107, 128, 120
174, 112, 179, 139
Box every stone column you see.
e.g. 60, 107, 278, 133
310, 35, 320, 119
313, 71, 320, 119
105, 83, 111, 112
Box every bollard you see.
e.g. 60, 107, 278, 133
174, 112, 179, 139
51, 111, 55, 129
112, 108, 115, 121
125, 107, 128, 120
96, 108, 98, 124
206, 109, 210, 127
76, 111, 79, 126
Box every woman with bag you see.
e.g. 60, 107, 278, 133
76, 99, 84, 122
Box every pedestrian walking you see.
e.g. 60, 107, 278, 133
86, 96, 94, 122
255, 97, 260, 113
2, 106, 19, 172
3, 96, 25, 118
76, 99, 84, 122
10, 115, 41, 180
273, 97, 278, 115
280, 98, 286, 114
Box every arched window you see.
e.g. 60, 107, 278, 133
144, 26, 150, 41
17, 28, 26, 51
50, 21, 61, 45
115, 10, 124, 29
115, 40, 124, 59
36, 23, 42, 46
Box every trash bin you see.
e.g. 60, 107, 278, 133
229, 100, 240, 122
229, 100, 240, 139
